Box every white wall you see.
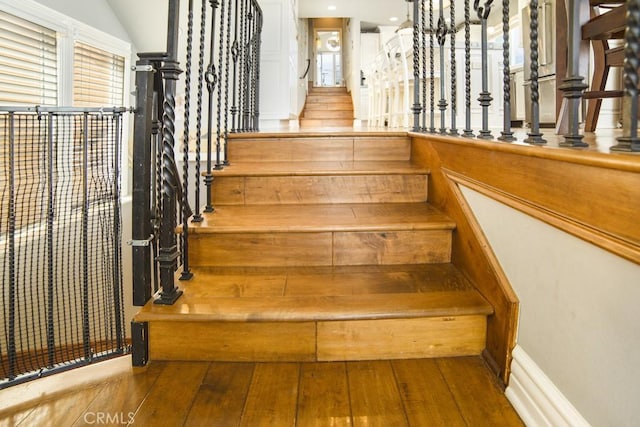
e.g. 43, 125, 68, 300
460, 186, 640, 427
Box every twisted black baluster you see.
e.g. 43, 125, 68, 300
498, 0, 515, 142
192, 0, 207, 222
214, 0, 226, 169
429, 0, 436, 132
412, 0, 422, 131
463, 0, 474, 137
612, 0, 640, 152
230, 0, 240, 132
222, 0, 233, 164
421, 0, 428, 131
437, 0, 448, 134
253, 6, 263, 131
449, 0, 459, 135
475, 0, 494, 139
524, 0, 546, 144
204, 0, 219, 213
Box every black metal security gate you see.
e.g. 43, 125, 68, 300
0, 107, 127, 388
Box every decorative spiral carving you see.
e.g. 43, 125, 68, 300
474, 0, 493, 20
429, 0, 435, 131
623, 0, 640, 99
450, 0, 457, 133
421, 0, 427, 129
529, 0, 540, 105
464, 0, 472, 134
502, 0, 510, 104
162, 89, 180, 198
436, 16, 447, 46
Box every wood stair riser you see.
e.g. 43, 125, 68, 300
147, 316, 487, 362
303, 110, 354, 120
306, 95, 352, 103
211, 174, 428, 205
304, 102, 353, 111
300, 119, 354, 128
228, 137, 411, 162
189, 230, 452, 267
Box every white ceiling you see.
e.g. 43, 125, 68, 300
299, 0, 412, 30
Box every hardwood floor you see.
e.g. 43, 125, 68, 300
0, 357, 523, 426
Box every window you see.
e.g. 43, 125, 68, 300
0, 10, 57, 106
73, 42, 125, 108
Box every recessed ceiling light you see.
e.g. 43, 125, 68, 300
328, 5, 337, 11
390, 17, 399, 22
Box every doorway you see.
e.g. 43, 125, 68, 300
315, 30, 343, 87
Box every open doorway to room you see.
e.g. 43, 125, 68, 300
314, 29, 343, 87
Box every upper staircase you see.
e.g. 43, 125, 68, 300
299, 87, 354, 127
135, 131, 493, 362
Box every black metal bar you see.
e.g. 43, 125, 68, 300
82, 112, 91, 359
223, 0, 233, 162
449, 1, 459, 136
437, 0, 447, 134
155, 0, 184, 305
253, 4, 263, 131
498, 0, 515, 142
8, 112, 17, 380
475, 0, 494, 139
204, 0, 219, 213
612, 0, 640, 152
131, 321, 148, 366
193, 0, 207, 223
412, 0, 422, 131
231, 0, 240, 133
131, 56, 156, 306
215, 0, 226, 169
243, 5, 254, 131
524, 0, 546, 145
46, 113, 55, 367
112, 113, 125, 349
421, 0, 428, 131
463, 0, 475, 137
429, 0, 436, 133
180, 0, 195, 281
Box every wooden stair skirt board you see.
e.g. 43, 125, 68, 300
134, 265, 493, 362
136, 132, 494, 363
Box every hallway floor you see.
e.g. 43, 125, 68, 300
2, 357, 523, 426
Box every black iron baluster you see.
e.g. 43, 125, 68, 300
475, 0, 494, 139
450, 1, 459, 135
429, 0, 436, 133
181, 0, 196, 281
230, 0, 240, 132
243, 7, 254, 132
463, 0, 475, 137
524, 0, 546, 144
193, 0, 207, 222
223, 0, 233, 163
559, 0, 588, 147
112, 112, 124, 350
82, 112, 91, 357
437, 0, 447, 134
155, 0, 184, 305
46, 113, 55, 367
612, 0, 640, 152
253, 4, 263, 131
215, 0, 226, 169
412, 0, 422, 131
421, 0, 428, 131
8, 112, 17, 379
239, 0, 248, 131
498, 0, 515, 142
204, 0, 219, 213
152, 79, 163, 294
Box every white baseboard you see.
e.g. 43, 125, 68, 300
0, 355, 132, 412
506, 345, 591, 427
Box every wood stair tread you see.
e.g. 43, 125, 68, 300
211, 161, 430, 177
134, 264, 493, 322
189, 203, 455, 233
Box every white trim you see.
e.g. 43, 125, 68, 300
506, 345, 591, 427
0, 355, 132, 412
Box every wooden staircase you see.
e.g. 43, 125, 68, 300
135, 132, 493, 362
299, 86, 354, 127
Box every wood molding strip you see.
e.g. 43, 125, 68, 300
444, 168, 640, 265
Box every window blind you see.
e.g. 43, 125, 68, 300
73, 42, 124, 107
0, 10, 58, 106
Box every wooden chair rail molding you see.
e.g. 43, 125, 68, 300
410, 133, 640, 265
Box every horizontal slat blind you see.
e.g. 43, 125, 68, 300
0, 10, 58, 106
73, 42, 124, 107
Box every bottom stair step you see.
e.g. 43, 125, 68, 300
134, 264, 493, 362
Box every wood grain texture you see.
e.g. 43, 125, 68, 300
317, 316, 487, 361
411, 134, 519, 384
132, 362, 209, 426
297, 362, 353, 427
229, 137, 354, 162
240, 363, 300, 427
190, 232, 333, 267
185, 363, 254, 427
353, 137, 411, 161
438, 357, 525, 426
392, 358, 466, 426
148, 321, 316, 362
333, 230, 452, 265
347, 361, 409, 427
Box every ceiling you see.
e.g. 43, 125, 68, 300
299, 0, 412, 31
